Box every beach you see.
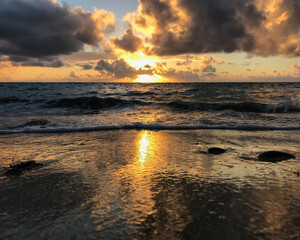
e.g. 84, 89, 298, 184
1, 129, 299, 239
1, 0, 300, 238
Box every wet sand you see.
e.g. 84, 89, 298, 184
0, 130, 299, 239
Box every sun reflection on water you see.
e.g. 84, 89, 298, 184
107, 131, 162, 224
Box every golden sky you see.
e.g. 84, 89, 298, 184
0, 0, 299, 82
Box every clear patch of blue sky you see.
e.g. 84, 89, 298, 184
61, 0, 138, 18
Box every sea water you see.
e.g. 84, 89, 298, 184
0, 83, 300, 240
0, 82, 299, 133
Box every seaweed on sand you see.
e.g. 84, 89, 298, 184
3, 157, 43, 177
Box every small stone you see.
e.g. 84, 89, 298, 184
293, 217, 300, 227
208, 147, 226, 155
258, 151, 295, 163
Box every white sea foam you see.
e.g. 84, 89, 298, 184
1, 123, 300, 134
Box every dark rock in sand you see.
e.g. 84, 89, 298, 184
293, 217, 300, 227
208, 147, 226, 155
4, 160, 44, 177
258, 151, 295, 163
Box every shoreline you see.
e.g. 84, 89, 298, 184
1, 124, 300, 135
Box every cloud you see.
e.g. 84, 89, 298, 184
61, 51, 118, 62
217, 59, 232, 65
0, 0, 115, 61
191, 55, 217, 73
93, 58, 217, 81
156, 65, 216, 81
199, 55, 216, 66
159, 68, 203, 81
21, 60, 64, 68
246, 68, 256, 72
126, 0, 300, 57
200, 65, 216, 73
176, 55, 220, 73
291, 61, 300, 75
8, 56, 65, 68
95, 58, 153, 79
111, 29, 144, 53
154, 61, 217, 81
129, 0, 262, 56
78, 64, 94, 70
176, 56, 193, 66
69, 71, 77, 79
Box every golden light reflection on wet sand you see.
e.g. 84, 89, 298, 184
109, 131, 168, 223
0, 130, 300, 239
113, 130, 192, 237
137, 131, 154, 164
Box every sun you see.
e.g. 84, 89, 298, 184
120, 52, 165, 83
125, 52, 158, 69
135, 74, 162, 83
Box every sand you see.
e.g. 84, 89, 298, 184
0, 130, 299, 239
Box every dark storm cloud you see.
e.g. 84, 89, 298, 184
10, 56, 65, 68
111, 29, 143, 53
252, 0, 300, 56
131, 0, 300, 57
19, 60, 64, 68
0, 0, 113, 60
137, 0, 264, 56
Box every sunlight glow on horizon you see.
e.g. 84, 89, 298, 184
135, 74, 162, 83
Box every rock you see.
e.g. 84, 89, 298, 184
208, 147, 226, 155
258, 151, 295, 163
4, 160, 43, 177
293, 217, 300, 227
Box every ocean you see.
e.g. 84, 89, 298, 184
0, 82, 299, 240
0, 82, 300, 133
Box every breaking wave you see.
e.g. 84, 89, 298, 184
0, 96, 28, 104
122, 91, 156, 96
46, 97, 146, 110
1, 123, 300, 134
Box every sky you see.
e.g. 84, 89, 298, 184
0, 0, 300, 82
